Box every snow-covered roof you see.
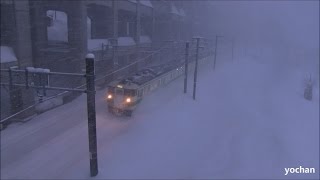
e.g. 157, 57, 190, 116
87, 39, 109, 51
140, 35, 152, 44
128, 0, 153, 8
0, 46, 17, 63
26, 67, 50, 73
118, 37, 136, 46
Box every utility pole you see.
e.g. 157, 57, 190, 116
244, 41, 248, 57
232, 38, 234, 62
193, 37, 201, 100
85, 54, 98, 177
184, 42, 189, 93
135, 0, 141, 45
136, 0, 141, 71
213, 35, 223, 70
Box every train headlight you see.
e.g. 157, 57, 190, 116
107, 94, 112, 99
126, 98, 131, 103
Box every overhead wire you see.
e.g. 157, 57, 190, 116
0, 39, 213, 124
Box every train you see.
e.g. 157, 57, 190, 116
106, 53, 211, 116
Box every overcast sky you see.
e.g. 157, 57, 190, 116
206, 0, 319, 52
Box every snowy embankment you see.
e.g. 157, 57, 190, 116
1, 57, 318, 179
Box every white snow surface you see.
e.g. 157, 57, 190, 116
0, 46, 17, 63
87, 39, 109, 51
26, 67, 50, 73
140, 35, 152, 44
47, 10, 68, 42
1, 57, 319, 179
86, 53, 95, 59
118, 37, 136, 46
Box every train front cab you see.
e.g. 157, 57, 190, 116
106, 85, 138, 116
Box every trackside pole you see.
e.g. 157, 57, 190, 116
184, 42, 189, 93
232, 38, 235, 61
85, 54, 98, 177
193, 38, 200, 100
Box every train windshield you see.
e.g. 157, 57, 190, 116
124, 89, 135, 96
107, 87, 115, 94
115, 88, 124, 95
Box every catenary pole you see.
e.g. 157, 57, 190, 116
85, 54, 98, 177
193, 37, 200, 100
184, 42, 189, 93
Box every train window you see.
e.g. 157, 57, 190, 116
108, 87, 115, 94
124, 89, 135, 96
115, 88, 123, 95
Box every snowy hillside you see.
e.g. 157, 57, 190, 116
1, 56, 318, 179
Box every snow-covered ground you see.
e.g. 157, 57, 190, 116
1, 56, 318, 179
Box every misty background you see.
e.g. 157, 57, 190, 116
201, 0, 319, 79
